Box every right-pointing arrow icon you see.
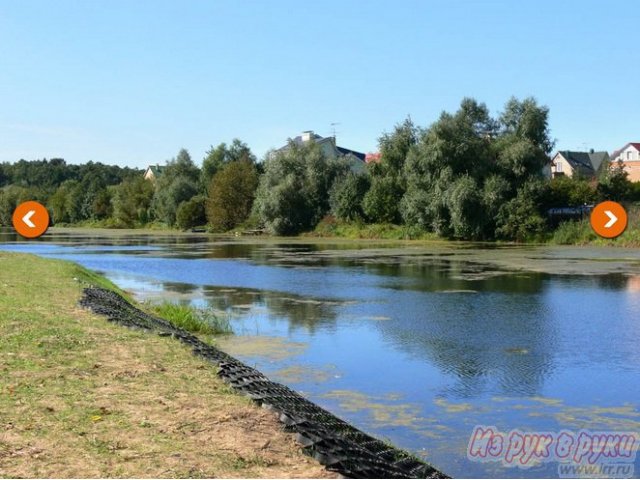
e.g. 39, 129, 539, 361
590, 201, 627, 239
22, 210, 36, 228
604, 210, 617, 228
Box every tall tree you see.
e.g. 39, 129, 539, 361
112, 176, 154, 227
206, 160, 259, 232
201, 139, 256, 190
255, 142, 348, 235
151, 149, 201, 226
364, 118, 420, 223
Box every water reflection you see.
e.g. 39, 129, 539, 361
201, 286, 340, 335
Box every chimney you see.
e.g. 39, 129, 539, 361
301, 130, 314, 142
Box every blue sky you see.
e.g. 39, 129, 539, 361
1, 0, 639, 168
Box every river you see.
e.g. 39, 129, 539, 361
2, 228, 640, 478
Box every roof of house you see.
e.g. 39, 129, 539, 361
288, 132, 324, 145
587, 151, 609, 172
146, 164, 165, 176
612, 142, 640, 159
555, 151, 610, 176
365, 152, 382, 163
278, 131, 365, 162
336, 146, 366, 162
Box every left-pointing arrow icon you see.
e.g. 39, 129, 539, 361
22, 210, 36, 228
12, 201, 50, 238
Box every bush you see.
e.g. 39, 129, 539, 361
176, 195, 206, 230
153, 302, 232, 335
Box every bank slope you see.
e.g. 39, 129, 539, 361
0, 252, 334, 478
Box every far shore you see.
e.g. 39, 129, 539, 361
24, 223, 640, 250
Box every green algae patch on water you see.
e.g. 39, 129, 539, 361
528, 395, 564, 406
550, 404, 640, 431
271, 364, 341, 384
433, 398, 475, 413
320, 389, 424, 428
216, 335, 308, 361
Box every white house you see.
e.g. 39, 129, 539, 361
273, 131, 366, 173
611, 143, 640, 182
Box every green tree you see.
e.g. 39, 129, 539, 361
400, 98, 495, 237
597, 159, 631, 201
362, 176, 404, 223
548, 176, 597, 207
201, 139, 256, 190
447, 175, 485, 239
151, 149, 201, 226
364, 118, 419, 223
48, 182, 73, 224
92, 188, 113, 220
206, 160, 259, 232
176, 195, 207, 230
500, 97, 554, 155
329, 172, 370, 222
397, 97, 554, 240
0, 186, 41, 226
255, 142, 348, 235
496, 179, 549, 241
112, 176, 154, 227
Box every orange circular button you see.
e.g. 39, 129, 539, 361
590, 201, 627, 239
12, 201, 50, 239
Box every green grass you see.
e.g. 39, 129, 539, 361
550, 205, 640, 247
0, 252, 322, 478
550, 220, 597, 245
152, 301, 233, 335
307, 216, 440, 241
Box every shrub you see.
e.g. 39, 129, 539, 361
153, 302, 232, 335
176, 195, 206, 230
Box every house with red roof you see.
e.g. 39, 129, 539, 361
611, 142, 640, 182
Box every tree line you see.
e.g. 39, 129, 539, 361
1, 96, 639, 240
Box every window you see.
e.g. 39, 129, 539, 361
556, 161, 563, 172
627, 151, 632, 160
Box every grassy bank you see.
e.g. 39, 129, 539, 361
305, 217, 441, 241
305, 213, 640, 247
549, 205, 640, 247
0, 252, 333, 478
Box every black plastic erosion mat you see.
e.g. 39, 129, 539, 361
80, 287, 449, 479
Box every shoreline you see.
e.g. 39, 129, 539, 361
4, 222, 639, 248
0, 252, 336, 478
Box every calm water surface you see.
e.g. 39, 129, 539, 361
2, 228, 640, 478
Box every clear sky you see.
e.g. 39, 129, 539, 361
1, 0, 639, 168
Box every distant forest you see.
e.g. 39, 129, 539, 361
1, 96, 639, 242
